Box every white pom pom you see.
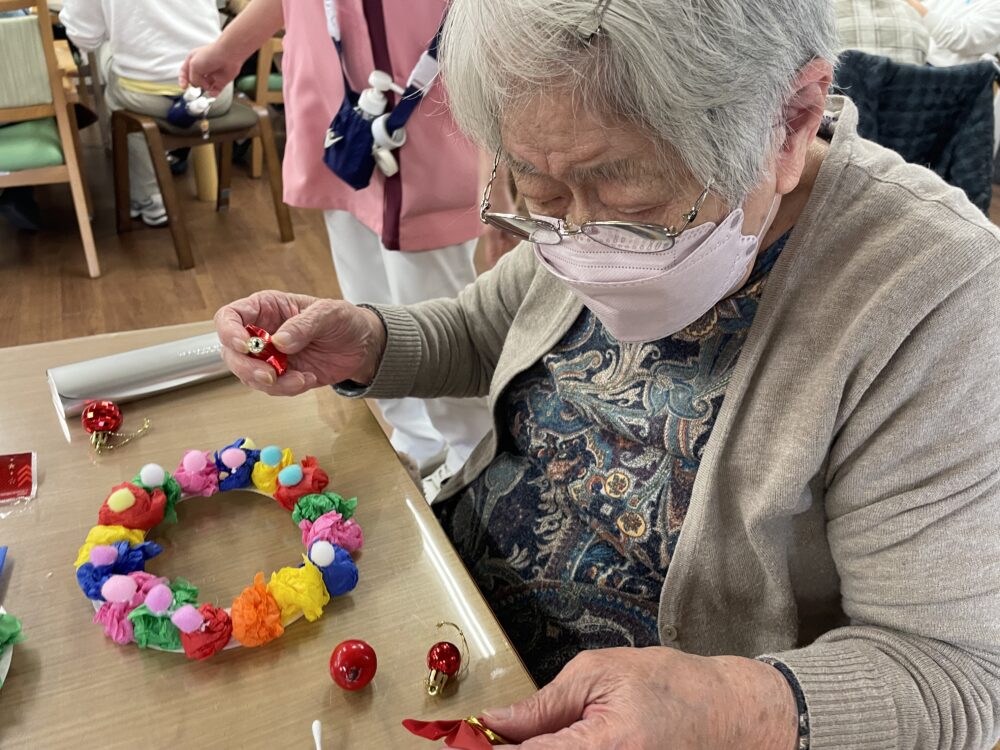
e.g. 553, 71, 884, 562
309, 541, 336, 568
139, 463, 166, 487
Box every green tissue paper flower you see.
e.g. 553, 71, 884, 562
292, 492, 358, 525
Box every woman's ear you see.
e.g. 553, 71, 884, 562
775, 59, 833, 195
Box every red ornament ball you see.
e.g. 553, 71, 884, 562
81, 400, 123, 434
330, 639, 377, 691
427, 641, 462, 676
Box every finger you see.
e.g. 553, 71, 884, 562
271, 301, 337, 355
204, 76, 223, 97
221, 349, 318, 396
252, 370, 318, 397
214, 298, 260, 351
178, 55, 191, 88
221, 347, 275, 385
514, 719, 610, 750
482, 669, 592, 742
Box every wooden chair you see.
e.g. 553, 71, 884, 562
0, 0, 99, 277
111, 97, 293, 270
235, 36, 283, 179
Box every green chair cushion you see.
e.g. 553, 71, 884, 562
0, 118, 63, 172
236, 73, 283, 96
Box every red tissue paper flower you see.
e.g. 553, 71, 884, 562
180, 604, 233, 660
98, 482, 167, 531
274, 456, 330, 511
401, 718, 500, 750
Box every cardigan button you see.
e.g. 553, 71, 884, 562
662, 624, 678, 642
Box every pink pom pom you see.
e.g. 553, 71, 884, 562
175, 451, 219, 497
145, 583, 174, 615
89, 545, 119, 567
221, 448, 247, 470
171, 604, 205, 634
182, 450, 208, 473
128, 572, 169, 607
102, 574, 138, 603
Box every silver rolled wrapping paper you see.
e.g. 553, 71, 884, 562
46, 333, 233, 420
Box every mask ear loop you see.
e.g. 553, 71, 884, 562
758, 192, 782, 241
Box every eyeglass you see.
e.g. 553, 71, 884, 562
480, 148, 714, 251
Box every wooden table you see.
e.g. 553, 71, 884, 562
0, 323, 534, 748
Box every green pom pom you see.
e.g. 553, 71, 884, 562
292, 492, 358, 524
0, 613, 25, 650
169, 577, 199, 606
132, 471, 182, 525
128, 605, 182, 650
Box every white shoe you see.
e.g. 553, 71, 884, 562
421, 463, 455, 504
130, 194, 168, 227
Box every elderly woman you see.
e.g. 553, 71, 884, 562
215, 0, 1000, 747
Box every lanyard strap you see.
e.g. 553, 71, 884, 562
325, 0, 444, 131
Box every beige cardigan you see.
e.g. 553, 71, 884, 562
353, 98, 1000, 749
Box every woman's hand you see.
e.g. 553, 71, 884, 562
179, 43, 241, 96
481, 648, 798, 750
214, 290, 386, 397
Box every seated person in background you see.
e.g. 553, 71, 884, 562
836, 0, 930, 64
214, 0, 1000, 746
904, 0, 1000, 65
59, 0, 232, 226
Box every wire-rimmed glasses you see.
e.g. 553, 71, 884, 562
480, 148, 712, 251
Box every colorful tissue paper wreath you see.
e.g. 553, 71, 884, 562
74, 438, 363, 661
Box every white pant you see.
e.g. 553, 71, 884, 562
324, 210, 492, 475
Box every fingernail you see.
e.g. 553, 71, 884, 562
481, 707, 511, 722
271, 332, 291, 351
254, 369, 274, 386
232, 338, 249, 354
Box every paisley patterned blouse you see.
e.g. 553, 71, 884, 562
435, 234, 789, 685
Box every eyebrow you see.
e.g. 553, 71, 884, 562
503, 153, 658, 183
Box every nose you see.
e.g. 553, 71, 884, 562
565, 188, 597, 227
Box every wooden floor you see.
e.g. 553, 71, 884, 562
2, 140, 1000, 349
0, 135, 343, 348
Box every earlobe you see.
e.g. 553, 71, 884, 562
775, 59, 834, 194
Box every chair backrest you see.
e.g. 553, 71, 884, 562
255, 36, 283, 104
0, 14, 51, 108
0, 0, 68, 122
834, 49, 997, 213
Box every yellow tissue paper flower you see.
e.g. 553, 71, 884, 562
74, 525, 146, 568
267, 557, 330, 623
251, 448, 295, 495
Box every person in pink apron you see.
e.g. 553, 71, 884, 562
181, 0, 514, 499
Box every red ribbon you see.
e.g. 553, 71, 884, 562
245, 324, 289, 376
402, 718, 498, 750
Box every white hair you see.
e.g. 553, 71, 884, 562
439, 0, 838, 204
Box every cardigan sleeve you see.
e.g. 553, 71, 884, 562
768, 258, 1000, 749
924, 1, 1000, 58
338, 242, 539, 401
58, 0, 109, 52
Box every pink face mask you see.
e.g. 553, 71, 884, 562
532, 198, 781, 343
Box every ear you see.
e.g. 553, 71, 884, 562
775, 58, 833, 195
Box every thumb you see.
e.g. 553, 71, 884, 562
179, 53, 192, 88
271, 302, 335, 355
481, 673, 588, 743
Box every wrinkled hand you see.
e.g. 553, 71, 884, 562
179, 43, 241, 96
481, 648, 797, 750
214, 290, 386, 397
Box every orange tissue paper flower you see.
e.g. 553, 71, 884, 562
231, 572, 284, 647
